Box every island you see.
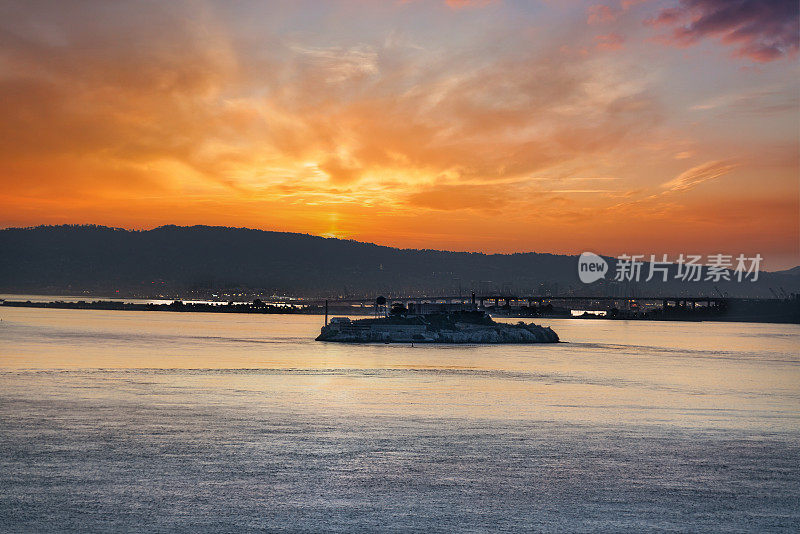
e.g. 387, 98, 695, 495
316, 310, 559, 344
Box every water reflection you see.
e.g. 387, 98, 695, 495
1, 308, 798, 531
1, 308, 798, 430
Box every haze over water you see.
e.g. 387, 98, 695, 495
1, 308, 799, 532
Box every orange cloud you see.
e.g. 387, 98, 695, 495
662, 160, 739, 192
0, 0, 796, 268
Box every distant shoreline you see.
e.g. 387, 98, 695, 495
2, 298, 798, 324
0, 298, 323, 315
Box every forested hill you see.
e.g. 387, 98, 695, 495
0, 225, 796, 298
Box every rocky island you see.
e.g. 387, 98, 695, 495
316, 310, 559, 344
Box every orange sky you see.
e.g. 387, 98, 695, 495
1, 0, 798, 268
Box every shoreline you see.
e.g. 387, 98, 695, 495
2, 298, 798, 324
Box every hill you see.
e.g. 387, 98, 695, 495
0, 225, 797, 298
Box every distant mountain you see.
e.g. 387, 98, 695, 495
773, 266, 800, 276
0, 225, 797, 298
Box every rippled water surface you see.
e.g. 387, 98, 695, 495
1, 308, 798, 532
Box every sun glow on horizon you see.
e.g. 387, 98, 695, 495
0, 0, 797, 268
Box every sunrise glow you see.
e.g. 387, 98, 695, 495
1, 0, 797, 267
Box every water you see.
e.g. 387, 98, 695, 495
1, 308, 798, 532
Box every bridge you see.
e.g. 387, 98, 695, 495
285, 293, 796, 323
278, 294, 732, 310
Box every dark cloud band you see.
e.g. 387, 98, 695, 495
649, 0, 799, 62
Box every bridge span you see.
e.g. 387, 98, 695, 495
282, 294, 734, 310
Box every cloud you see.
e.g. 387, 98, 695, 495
406, 183, 513, 211
400, 0, 498, 9
289, 45, 379, 84
647, 0, 799, 62
689, 86, 799, 113
0, 0, 795, 265
444, 0, 498, 9
662, 160, 738, 191
319, 156, 362, 184
0, 0, 662, 207
587, 4, 618, 25
595, 33, 625, 50
587, 1, 648, 25
0, 0, 243, 196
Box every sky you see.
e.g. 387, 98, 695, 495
0, 0, 798, 268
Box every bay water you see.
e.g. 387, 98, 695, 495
1, 308, 798, 532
